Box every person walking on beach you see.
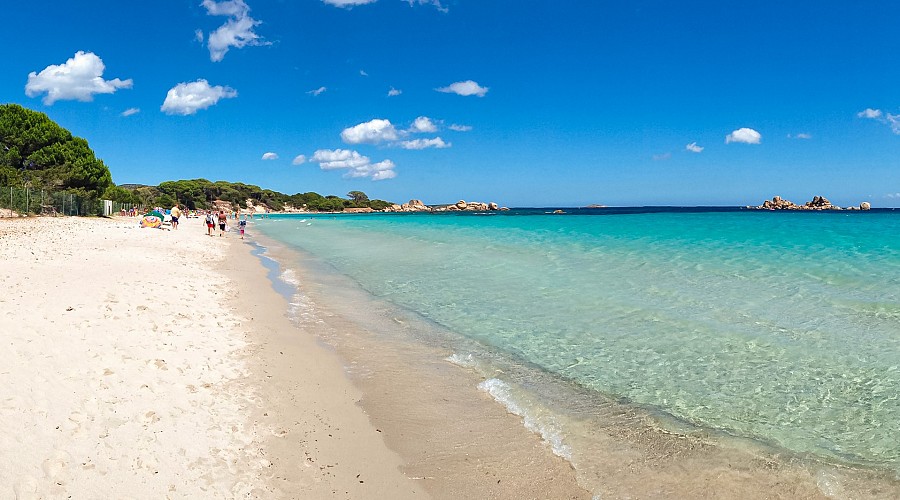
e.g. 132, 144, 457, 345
238, 215, 247, 239
217, 210, 227, 237
170, 204, 182, 230
205, 211, 215, 236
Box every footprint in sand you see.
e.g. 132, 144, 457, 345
41, 450, 71, 481
142, 410, 161, 425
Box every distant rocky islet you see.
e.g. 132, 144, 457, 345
750, 195, 871, 211
342, 199, 509, 213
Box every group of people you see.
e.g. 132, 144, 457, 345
202, 209, 248, 239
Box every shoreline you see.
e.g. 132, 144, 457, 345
240, 226, 591, 499
4, 215, 899, 498
248, 215, 900, 499
0, 215, 588, 498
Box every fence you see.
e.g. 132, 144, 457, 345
0, 186, 141, 217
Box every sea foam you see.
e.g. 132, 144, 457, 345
478, 378, 572, 460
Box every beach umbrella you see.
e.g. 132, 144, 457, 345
140, 211, 164, 228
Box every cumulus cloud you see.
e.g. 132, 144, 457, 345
787, 133, 812, 139
200, 0, 265, 62
410, 116, 438, 133
652, 152, 671, 161
292, 154, 307, 165
322, 0, 377, 7
858, 108, 883, 119
449, 124, 472, 132
341, 119, 399, 144
397, 137, 450, 150
387, 87, 402, 97
311, 149, 396, 180
308, 86, 327, 96
436, 80, 489, 97
685, 142, 703, 153
25, 51, 132, 105
161, 79, 237, 115
261, 152, 278, 160
346, 159, 397, 180
725, 127, 762, 144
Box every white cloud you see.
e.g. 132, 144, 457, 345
311, 149, 397, 180
787, 133, 812, 139
387, 87, 402, 97
685, 142, 703, 153
449, 124, 472, 132
398, 137, 450, 150
261, 152, 278, 160
311, 149, 371, 169
195, 29, 205, 43
292, 154, 307, 165
346, 159, 397, 180
652, 152, 671, 161
405, 0, 448, 12
410, 116, 438, 133
857, 108, 883, 119
25, 51, 132, 105
360, 70, 369, 77
323, 0, 377, 7
161, 79, 237, 115
308, 86, 327, 96
858, 108, 900, 135
341, 119, 399, 144
202, 0, 248, 16
121, 108, 140, 117
436, 80, 489, 97
201, 0, 265, 62
725, 127, 762, 144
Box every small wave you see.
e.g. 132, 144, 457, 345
280, 268, 300, 286
477, 378, 572, 460
444, 353, 477, 368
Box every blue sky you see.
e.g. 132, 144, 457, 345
3, 1, 899, 207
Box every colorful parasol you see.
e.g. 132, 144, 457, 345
140, 211, 164, 228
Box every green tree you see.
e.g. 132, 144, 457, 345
0, 103, 112, 196
347, 190, 369, 205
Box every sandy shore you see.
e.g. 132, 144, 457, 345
0, 217, 423, 498
0, 216, 587, 499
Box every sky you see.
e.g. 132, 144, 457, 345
2, 1, 899, 207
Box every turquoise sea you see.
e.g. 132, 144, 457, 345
252, 208, 900, 480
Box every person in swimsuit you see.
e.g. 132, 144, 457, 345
217, 210, 227, 236
170, 204, 182, 230
238, 215, 247, 239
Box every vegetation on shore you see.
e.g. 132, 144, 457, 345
0, 104, 112, 197
1, 103, 392, 212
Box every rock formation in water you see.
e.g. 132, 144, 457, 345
753, 195, 871, 211
383, 199, 508, 212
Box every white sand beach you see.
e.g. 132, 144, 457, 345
0, 217, 425, 498
0, 216, 587, 499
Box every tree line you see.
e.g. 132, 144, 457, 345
1, 103, 393, 212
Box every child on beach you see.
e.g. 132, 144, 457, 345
238, 216, 247, 239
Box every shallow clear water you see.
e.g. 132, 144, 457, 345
254, 208, 900, 470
